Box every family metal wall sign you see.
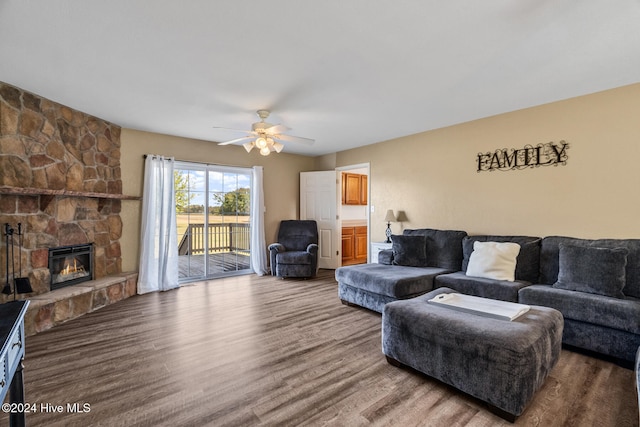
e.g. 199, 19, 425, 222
476, 140, 569, 172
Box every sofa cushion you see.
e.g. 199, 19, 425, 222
466, 241, 521, 282
378, 249, 393, 265
335, 263, 450, 299
519, 285, 640, 335
403, 228, 467, 270
435, 271, 530, 302
391, 234, 427, 267
276, 251, 312, 265
462, 235, 541, 283
553, 244, 628, 298
540, 236, 640, 299
276, 220, 318, 251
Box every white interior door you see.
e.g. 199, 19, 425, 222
300, 171, 339, 269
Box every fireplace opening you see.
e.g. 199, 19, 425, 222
48, 243, 94, 290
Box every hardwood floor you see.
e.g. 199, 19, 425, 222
178, 252, 251, 279
2, 270, 637, 426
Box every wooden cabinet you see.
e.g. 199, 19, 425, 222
343, 173, 361, 205
342, 225, 367, 265
360, 175, 367, 205
342, 227, 355, 262
342, 173, 367, 205
354, 226, 368, 260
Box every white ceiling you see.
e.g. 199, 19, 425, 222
1, 1, 639, 157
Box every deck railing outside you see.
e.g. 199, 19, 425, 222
178, 223, 250, 256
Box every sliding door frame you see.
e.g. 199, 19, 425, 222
175, 161, 254, 282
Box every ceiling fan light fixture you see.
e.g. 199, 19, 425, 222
255, 137, 268, 149
215, 110, 312, 156
243, 141, 255, 153
272, 141, 284, 153
259, 146, 271, 156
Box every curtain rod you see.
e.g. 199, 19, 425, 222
143, 154, 172, 160
143, 154, 252, 169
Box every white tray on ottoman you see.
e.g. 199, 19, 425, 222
427, 292, 531, 321
382, 287, 564, 421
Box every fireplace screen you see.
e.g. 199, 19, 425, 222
49, 244, 93, 290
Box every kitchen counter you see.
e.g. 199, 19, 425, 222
342, 220, 367, 227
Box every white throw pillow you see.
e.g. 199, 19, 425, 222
465, 241, 521, 282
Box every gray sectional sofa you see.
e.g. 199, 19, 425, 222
335, 228, 640, 363
519, 236, 640, 363
336, 229, 466, 313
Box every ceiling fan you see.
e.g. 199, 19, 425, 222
215, 110, 315, 156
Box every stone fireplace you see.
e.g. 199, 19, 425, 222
0, 81, 128, 303
49, 243, 94, 290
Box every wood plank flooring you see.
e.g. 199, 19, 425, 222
178, 252, 251, 279
2, 270, 637, 426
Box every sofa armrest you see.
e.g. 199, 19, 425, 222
268, 243, 285, 253
307, 243, 319, 255
268, 243, 285, 276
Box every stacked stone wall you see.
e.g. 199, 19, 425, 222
0, 82, 123, 302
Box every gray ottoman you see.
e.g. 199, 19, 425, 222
382, 287, 563, 420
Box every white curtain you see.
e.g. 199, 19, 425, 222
137, 155, 179, 294
250, 166, 268, 275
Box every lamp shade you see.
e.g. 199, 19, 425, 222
255, 137, 268, 149
259, 146, 271, 156
272, 141, 284, 153
395, 210, 409, 222
384, 210, 396, 222
243, 141, 255, 153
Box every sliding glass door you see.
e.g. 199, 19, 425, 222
175, 162, 252, 282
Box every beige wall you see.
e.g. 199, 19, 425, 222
120, 83, 640, 271
119, 129, 315, 271
336, 83, 640, 242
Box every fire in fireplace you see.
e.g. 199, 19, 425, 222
48, 244, 94, 290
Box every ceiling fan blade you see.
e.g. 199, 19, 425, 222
272, 134, 315, 145
212, 126, 252, 132
217, 136, 255, 146
264, 124, 290, 134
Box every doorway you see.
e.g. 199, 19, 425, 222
337, 164, 370, 266
299, 164, 370, 269
174, 162, 253, 282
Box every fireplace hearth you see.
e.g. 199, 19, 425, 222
48, 244, 94, 290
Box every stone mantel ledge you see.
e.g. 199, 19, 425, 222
0, 185, 140, 200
